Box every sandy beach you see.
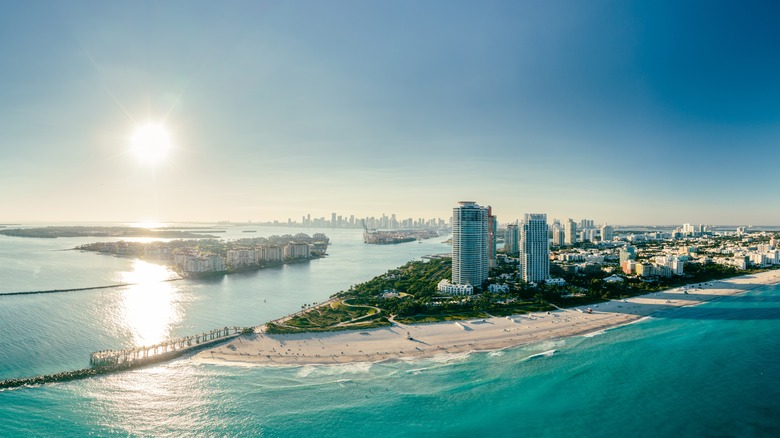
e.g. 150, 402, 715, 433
194, 270, 780, 367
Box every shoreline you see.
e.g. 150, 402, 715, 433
194, 269, 780, 368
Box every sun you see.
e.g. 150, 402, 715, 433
130, 123, 173, 165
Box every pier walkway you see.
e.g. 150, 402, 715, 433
2, 326, 250, 390
90, 326, 247, 368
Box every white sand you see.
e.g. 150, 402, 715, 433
194, 270, 780, 367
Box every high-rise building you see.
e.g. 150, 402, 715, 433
601, 224, 614, 242
452, 201, 489, 288
565, 219, 577, 245
551, 225, 565, 246
504, 223, 519, 256
487, 206, 497, 268
521, 213, 549, 283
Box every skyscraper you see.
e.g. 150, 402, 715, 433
565, 219, 577, 245
504, 223, 519, 256
487, 206, 497, 268
452, 201, 489, 288
521, 213, 549, 283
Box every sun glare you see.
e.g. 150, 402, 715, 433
130, 123, 172, 165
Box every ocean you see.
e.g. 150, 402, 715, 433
1, 225, 778, 436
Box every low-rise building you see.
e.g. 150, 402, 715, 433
603, 274, 624, 283
437, 279, 474, 296
488, 283, 510, 293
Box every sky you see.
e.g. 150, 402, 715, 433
1, 0, 779, 226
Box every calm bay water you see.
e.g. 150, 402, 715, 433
1, 225, 778, 436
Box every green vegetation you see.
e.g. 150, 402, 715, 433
277, 244, 779, 333
274, 257, 558, 332
286, 302, 377, 328
335, 257, 453, 300
265, 301, 391, 334
266, 317, 391, 334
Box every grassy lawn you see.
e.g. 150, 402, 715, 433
283, 302, 379, 330
265, 316, 391, 334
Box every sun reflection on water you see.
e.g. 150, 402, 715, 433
118, 260, 178, 284
117, 260, 183, 346
82, 362, 219, 436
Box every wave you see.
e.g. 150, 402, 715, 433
531, 340, 565, 351
523, 349, 557, 360
295, 362, 373, 378
400, 351, 475, 375
427, 351, 472, 364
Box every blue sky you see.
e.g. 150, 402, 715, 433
1, 0, 778, 225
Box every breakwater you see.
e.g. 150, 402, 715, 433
0, 279, 182, 297
1, 326, 248, 390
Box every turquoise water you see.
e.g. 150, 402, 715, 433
1, 226, 779, 436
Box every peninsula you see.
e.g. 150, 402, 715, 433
196, 269, 780, 367
197, 227, 780, 367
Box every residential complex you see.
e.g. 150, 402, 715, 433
449, 201, 490, 291
520, 213, 550, 283
435, 200, 778, 296
550, 225, 779, 280
78, 234, 329, 277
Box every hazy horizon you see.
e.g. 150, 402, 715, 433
2, 1, 779, 225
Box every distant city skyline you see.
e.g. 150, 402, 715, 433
2, 1, 779, 225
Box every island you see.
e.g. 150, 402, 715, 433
0, 226, 221, 239
362, 222, 444, 244
76, 233, 330, 278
